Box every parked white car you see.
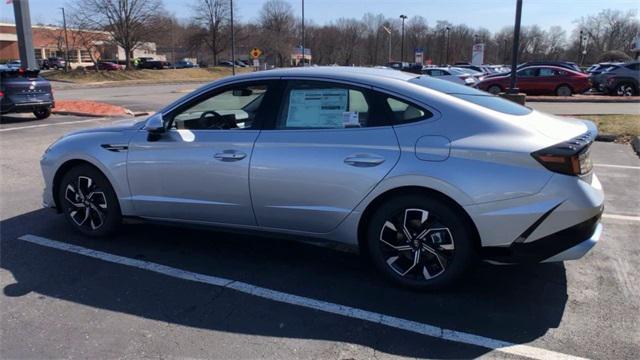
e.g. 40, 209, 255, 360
421, 66, 481, 86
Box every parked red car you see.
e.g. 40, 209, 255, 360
476, 66, 591, 96
87, 62, 124, 71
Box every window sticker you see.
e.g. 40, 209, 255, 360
342, 111, 360, 127
286, 88, 348, 128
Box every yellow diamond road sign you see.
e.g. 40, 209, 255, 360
250, 48, 262, 59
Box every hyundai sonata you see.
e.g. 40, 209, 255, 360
40, 67, 604, 289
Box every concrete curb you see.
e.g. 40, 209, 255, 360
52, 108, 135, 118
596, 133, 618, 142
526, 96, 639, 103
632, 136, 640, 156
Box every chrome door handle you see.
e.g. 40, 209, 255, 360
214, 150, 247, 161
344, 155, 385, 167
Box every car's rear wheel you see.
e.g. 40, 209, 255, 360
555, 84, 572, 96
487, 85, 502, 95
366, 194, 475, 290
58, 164, 121, 237
33, 108, 51, 120
615, 82, 636, 96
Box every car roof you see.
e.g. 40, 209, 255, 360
228, 66, 417, 84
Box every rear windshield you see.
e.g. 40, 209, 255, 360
408, 75, 532, 115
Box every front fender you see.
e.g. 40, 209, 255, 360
41, 131, 135, 215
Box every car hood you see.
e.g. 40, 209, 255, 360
66, 118, 146, 136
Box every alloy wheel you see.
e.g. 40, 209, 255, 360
378, 208, 455, 281
64, 175, 108, 231
616, 84, 634, 96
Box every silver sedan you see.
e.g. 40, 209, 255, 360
40, 67, 604, 289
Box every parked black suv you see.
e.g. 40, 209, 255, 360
0, 68, 54, 119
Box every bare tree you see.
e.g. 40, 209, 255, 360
191, 0, 231, 64
259, 0, 295, 67
70, 0, 164, 69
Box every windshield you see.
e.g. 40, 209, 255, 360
408, 76, 532, 115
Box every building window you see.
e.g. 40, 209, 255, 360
67, 49, 79, 62
80, 50, 92, 62
34, 48, 43, 60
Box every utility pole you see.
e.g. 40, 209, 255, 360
301, 0, 305, 66
230, 0, 235, 75
578, 30, 584, 63
508, 0, 523, 94
445, 26, 450, 65
383, 26, 392, 63
60, 7, 70, 71
13, 0, 37, 69
399, 15, 407, 62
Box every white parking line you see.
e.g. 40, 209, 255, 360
17, 234, 584, 360
603, 213, 640, 222
0, 118, 107, 132
595, 164, 640, 170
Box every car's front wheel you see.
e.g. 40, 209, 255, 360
58, 164, 121, 237
487, 85, 502, 95
366, 194, 476, 290
33, 108, 51, 120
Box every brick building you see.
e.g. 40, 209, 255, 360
0, 22, 164, 68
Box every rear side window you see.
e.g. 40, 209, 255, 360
385, 97, 430, 123
626, 63, 640, 71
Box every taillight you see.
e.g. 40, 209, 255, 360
532, 131, 594, 176
0, 90, 4, 98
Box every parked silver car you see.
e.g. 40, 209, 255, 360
40, 67, 604, 289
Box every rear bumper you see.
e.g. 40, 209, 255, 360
1, 100, 54, 114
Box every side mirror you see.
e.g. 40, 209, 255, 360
143, 113, 165, 141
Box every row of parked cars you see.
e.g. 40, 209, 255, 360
389, 60, 639, 96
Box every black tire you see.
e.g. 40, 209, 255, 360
555, 84, 572, 97
33, 108, 51, 120
487, 85, 502, 95
615, 82, 636, 96
366, 194, 476, 290
58, 164, 121, 237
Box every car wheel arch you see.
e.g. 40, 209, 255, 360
356, 186, 482, 256
52, 159, 118, 213
555, 83, 573, 95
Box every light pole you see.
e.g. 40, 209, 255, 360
399, 15, 407, 62
301, 0, 305, 66
579, 30, 588, 65
230, 0, 235, 75
508, 0, 523, 94
60, 7, 70, 71
445, 26, 450, 65
383, 26, 392, 63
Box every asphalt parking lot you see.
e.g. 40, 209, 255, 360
1, 113, 639, 359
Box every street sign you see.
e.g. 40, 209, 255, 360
253, 59, 260, 68
414, 48, 424, 65
472, 43, 485, 65
250, 48, 262, 59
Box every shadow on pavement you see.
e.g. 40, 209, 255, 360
1, 209, 568, 358
0, 113, 43, 124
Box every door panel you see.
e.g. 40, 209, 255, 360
250, 128, 400, 233
127, 129, 259, 225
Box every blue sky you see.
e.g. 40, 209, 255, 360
1, 0, 638, 32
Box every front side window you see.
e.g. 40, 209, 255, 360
517, 68, 537, 77
171, 84, 267, 130
277, 82, 371, 129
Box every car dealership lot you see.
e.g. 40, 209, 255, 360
1, 114, 639, 359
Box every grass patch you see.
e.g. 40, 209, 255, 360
570, 114, 640, 142
44, 67, 250, 84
